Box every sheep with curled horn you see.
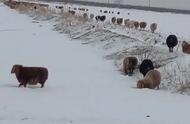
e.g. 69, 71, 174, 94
11, 64, 48, 88
123, 57, 138, 76
139, 21, 147, 30
166, 34, 178, 52
150, 23, 157, 33
182, 41, 190, 54
137, 70, 161, 89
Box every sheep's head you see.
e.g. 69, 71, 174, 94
11, 64, 22, 74
137, 79, 151, 89
137, 80, 144, 88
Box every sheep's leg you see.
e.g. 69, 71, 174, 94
169, 47, 173, 52
128, 69, 133, 76
24, 83, 27, 88
156, 86, 160, 90
40, 82, 44, 88
18, 83, 23, 88
149, 83, 154, 89
18, 82, 26, 88
124, 68, 128, 75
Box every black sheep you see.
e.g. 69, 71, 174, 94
95, 15, 100, 22
166, 35, 178, 52
99, 15, 106, 22
11, 64, 48, 88
139, 59, 154, 77
95, 15, 106, 22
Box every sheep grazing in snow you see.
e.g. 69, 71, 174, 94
150, 23, 157, 33
90, 14, 94, 20
182, 41, 190, 54
83, 13, 88, 20
68, 10, 76, 16
123, 57, 138, 76
96, 15, 106, 22
95, 15, 100, 22
134, 21, 139, 29
116, 18, 123, 25
139, 21, 147, 30
111, 17, 116, 24
139, 59, 154, 77
104, 10, 108, 13
126, 21, 134, 29
166, 34, 178, 52
56, 6, 63, 9
137, 70, 161, 89
99, 15, 106, 22
124, 19, 130, 26
11, 64, 48, 88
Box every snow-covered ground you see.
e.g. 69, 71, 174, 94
1, 1, 190, 124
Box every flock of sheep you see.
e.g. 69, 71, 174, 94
123, 34, 190, 89
4, 0, 190, 89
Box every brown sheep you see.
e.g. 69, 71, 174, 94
150, 23, 157, 33
111, 17, 116, 24
11, 64, 48, 88
137, 70, 161, 89
123, 57, 138, 76
134, 21, 139, 29
68, 10, 75, 16
116, 18, 123, 25
182, 41, 190, 54
140, 21, 147, 30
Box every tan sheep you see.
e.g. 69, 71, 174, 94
182, 41, 190, 54
126, 21, 134, 29
137, 70, 161, 89
150, 23, 157, 33
124, 19, 130, 26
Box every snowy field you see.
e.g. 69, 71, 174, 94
1, 1, 190, 124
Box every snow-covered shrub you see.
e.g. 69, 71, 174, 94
160, 58, 190, 93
